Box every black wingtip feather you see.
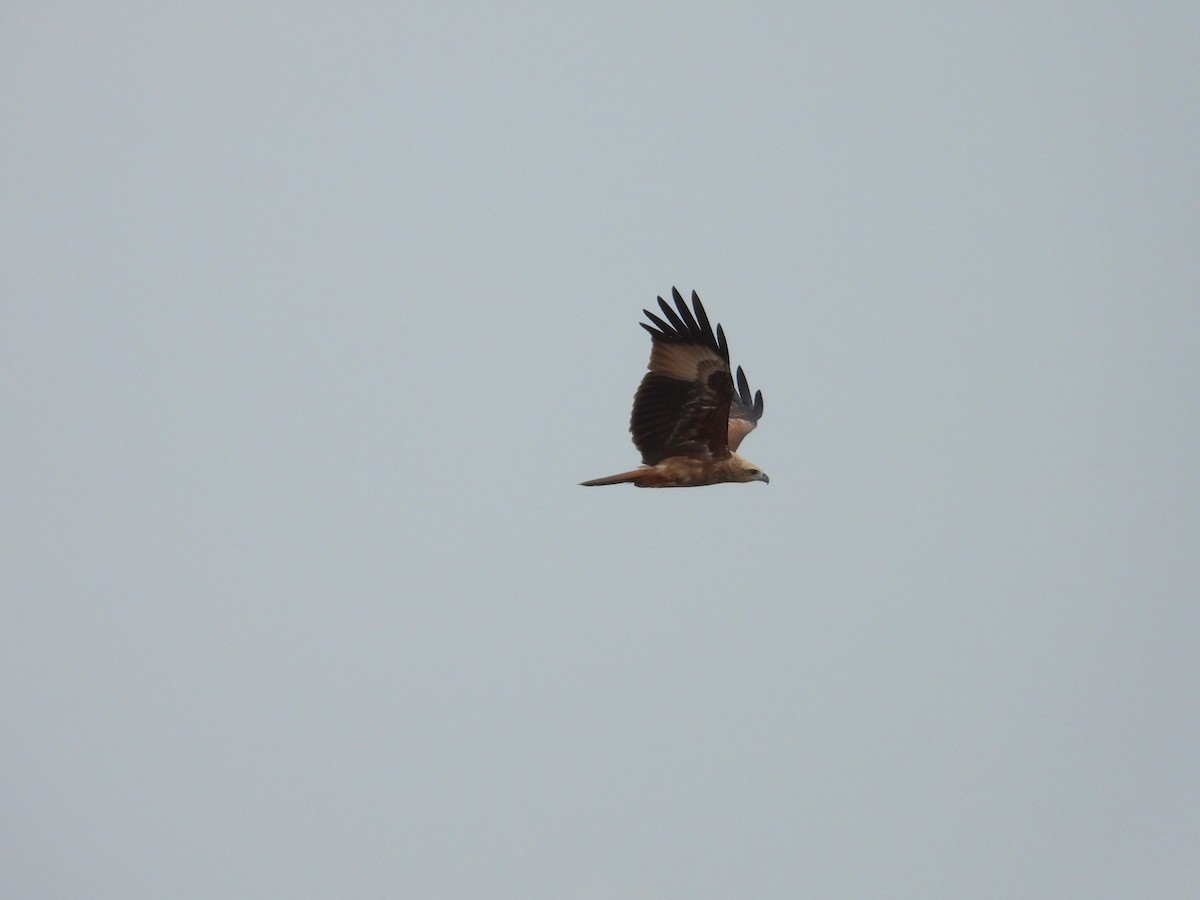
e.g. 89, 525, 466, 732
674, 291, 699, 332
692, 294, 713, 336
731, 364, 765, 422
657, 295, 686, 332
642, 309, 672, 332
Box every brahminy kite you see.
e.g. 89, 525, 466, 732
581, 288, 768, 488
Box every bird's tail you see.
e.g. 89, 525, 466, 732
579, 468, 645, 487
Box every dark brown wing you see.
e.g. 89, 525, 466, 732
727, 365, 764, 452
629, 288, 734, 465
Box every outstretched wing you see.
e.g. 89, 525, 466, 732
629, 288, 734, 465
728, 365, 764, 452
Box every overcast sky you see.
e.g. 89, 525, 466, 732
4, 4, 1198, 897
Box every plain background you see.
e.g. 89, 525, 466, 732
4, 4, 1198, 897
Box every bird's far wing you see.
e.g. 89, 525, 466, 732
630, 288, 734, 465
727, 365, 765, 453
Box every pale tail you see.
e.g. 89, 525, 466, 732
579, 468, 644, 487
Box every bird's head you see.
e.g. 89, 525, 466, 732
736, 459, 769, 484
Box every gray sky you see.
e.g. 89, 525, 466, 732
4, 4, 1198, 897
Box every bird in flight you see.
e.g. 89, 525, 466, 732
581, 288, 768, 488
